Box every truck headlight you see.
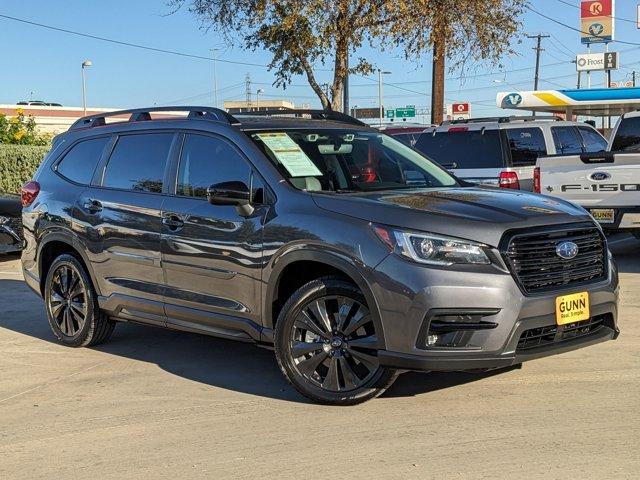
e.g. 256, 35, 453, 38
373, 225, 491, 266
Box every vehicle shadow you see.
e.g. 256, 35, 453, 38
0, 277, 517, 404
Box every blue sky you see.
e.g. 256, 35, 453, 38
1, 0, 640, 119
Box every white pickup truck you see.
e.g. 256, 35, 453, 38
536, 111, 640, 236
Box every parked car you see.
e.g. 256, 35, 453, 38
377, 125, 429, 147
536, 110, 640, 237
16, 101, 63, 106
21, 107, 619, 405
415, 116, 608, 191
0, 194, 24, 254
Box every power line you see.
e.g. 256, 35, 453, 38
0, 12, 270, 68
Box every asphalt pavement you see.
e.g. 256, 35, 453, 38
0, 236, 638, 479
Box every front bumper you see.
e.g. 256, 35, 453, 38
371, 253, 619, 372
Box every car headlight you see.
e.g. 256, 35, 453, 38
373, 225, 491, 266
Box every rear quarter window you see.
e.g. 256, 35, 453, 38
414, 129, 504, 169
56, 137, 111, 185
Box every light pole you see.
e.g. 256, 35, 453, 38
210, 48, 219, 108
377, 69, 391, 125
256, 88, 265, 111
81, 60, 92, 115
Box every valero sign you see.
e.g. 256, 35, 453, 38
580, 0, 615, 44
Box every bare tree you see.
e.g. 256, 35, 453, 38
171, 0, 526, 115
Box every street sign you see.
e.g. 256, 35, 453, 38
576, 52, 618, 71
580, 0, 615, 44
351, 107, 382, 119
395, 106, 416, 118
452, 103, 470, 115
385, 109, 395, 119
610, 80, 634, 88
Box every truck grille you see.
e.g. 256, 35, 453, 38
517, 314, 610, 351
504, 225, 607, 294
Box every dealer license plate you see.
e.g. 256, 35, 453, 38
556, 292, 590, 325
589, 208, 615, 224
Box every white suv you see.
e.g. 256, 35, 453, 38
415, 116, 607, 191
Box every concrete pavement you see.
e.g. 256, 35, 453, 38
0, 238, 638, 479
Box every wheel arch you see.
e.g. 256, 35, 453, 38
264, 248, 386, 348
37, 232, 100, 297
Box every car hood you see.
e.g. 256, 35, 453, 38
0, 194, 21, 217
312, 187, 592, 247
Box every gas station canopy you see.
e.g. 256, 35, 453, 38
496, 87, 640, 117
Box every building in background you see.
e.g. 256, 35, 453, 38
223, 99, 295, 114
0, 105, 118, 134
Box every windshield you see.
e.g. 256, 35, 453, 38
247, 129, 459, 192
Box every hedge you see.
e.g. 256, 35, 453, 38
0, 144, 49, 194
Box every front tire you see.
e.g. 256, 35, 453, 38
274, 277, 398, 405
44, 254, 115, 347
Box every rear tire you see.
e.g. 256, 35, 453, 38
44, 254, 115, 347
274, 276, 398, 405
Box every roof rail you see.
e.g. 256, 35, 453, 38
441, 115, 562, 125
233, 108, 367, 127
69, 106, 239, 131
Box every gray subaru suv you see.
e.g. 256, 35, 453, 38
21, 107, 619, 405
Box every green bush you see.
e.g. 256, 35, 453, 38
0, 144, 50, 194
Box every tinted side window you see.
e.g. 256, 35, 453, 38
551, 127, 582, 154
177, 134, 252, 199
504, 128, 547, 167
57, 137, 110, 185
577, 126, 607, 153
611, 116, 640, 152
414, 130, 504, 169
102, 133, 174, 193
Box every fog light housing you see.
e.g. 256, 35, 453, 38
418, 309, 500, 349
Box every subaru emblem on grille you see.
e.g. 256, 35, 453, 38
556, 241, 579, 260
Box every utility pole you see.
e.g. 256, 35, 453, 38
527, 33, 549, 117
633, 71, 637, 87
211, 48, 219, 108
377, 69, 391, 125
527, 33, 549, 91
378, 69, 384, 125
245, 73, 252, 108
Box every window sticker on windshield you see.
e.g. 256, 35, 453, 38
255, 132, 322, 177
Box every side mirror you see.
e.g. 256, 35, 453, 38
207, 181, 250, 206
206, 181, 254, 216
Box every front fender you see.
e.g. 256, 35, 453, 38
262, 244, 388, 348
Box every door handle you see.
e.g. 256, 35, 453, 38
162, 214, 184, 230
82, 199, 102, 213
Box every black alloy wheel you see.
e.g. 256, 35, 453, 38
290, 294, 379, 392
275, 277, 398, 405
48, 263, 88, 337
44, 254, 115, 347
